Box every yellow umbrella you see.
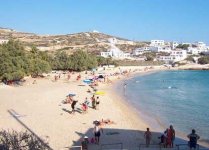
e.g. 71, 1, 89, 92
94, 91, 105, 95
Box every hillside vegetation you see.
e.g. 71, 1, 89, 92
0, 40, 117, 82
0, 28, 146, 54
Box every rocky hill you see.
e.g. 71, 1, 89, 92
0, 27, 146, 54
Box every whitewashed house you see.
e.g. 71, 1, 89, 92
108, 38, 118, 44
132, 47, 150, 55
170, 41, 178, 50
133, 48, 144, 55
187, 42, 208, 54
187, 47, 208, 55
101, 51, 113, 58
0, 39, 9, 44
158, 50, 187, 63
100, 38, 131, 59
149, 46, 171, 53
150, 40, 165, 46
194, 42, 206, 49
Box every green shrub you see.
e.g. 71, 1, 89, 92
198, 56, 209, 64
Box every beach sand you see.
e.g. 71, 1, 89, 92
1, 65, 208, 149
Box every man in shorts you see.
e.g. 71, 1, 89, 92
187, 129, 200, 150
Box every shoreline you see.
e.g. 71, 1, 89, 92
110, 67, 209, 148
1, 65, 209, 149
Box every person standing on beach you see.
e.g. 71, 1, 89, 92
96, 96, 100, 110
71, 100, 78, 114
187, 129, 200, 150
169, 125, 175, 147
144, 128, 152, 147
91, 95, 96, 109
94, 122, 103, 144
123, 82, 127, 96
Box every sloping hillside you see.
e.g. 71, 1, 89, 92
0, 27, 146, 54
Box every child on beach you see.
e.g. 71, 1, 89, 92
159, 131, 167, 147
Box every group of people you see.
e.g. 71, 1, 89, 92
158, 125, 175, 148
64, 93, 100, 114
144, 126, 200, 150
91, 95, 100, 110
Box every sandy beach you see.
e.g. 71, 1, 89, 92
1, 65, 209, 149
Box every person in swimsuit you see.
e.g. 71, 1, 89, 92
94, 122, 103, 144
169, 125, 175, 147
187, 129, 200, 150
71, 100, 78, 114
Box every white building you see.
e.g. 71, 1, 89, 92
101, 51, 113, 58
108, 38, 118, 44
194, 42, 206, 49
101, 38, 131, 59
158, 50, 187, 63
0, 39, 9, 44
150, 40, 165, 46
170, 41, 178, 50
149, 46, 171, 53
187, 47, 208, 55
187, 42, 208, 55
132, 47, 150, 55
101, 49, 131, 59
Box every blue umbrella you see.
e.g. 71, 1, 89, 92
83, 79, 93, 84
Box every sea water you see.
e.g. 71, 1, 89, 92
119, 70, 209, 144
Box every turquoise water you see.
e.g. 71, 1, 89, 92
123, 70, 209, 143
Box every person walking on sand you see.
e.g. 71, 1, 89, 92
94, 121, 103, 144
144, 128, 152, 147
187, 129, 200, 150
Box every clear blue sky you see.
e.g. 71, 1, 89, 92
0, 0, 209, 44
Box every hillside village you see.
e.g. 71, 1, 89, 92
1, 27, 209, 64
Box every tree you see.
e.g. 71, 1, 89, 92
176, 44, 190, 50
0, 130, 50, 150
52, 51, 71, 70
0, 40, 29, 81
70, 50, 97, 71
96, 56, 106, 66
143, 52, 156, 61
198, 56, 209, 64
30, 59, 51, 77
0, 40, 52, 81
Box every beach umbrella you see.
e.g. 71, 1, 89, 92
83, 79, 93, 84
68, 93, 76, 97
98, 75, 104, 79
94, 91, 105, 95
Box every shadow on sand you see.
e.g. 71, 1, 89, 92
66, 127, 209, 150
